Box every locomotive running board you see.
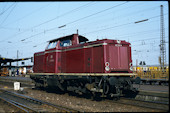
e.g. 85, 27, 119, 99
28, 73, 137, 76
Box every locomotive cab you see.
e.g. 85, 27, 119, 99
46, 34, 89, 49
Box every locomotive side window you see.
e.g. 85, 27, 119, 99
47, 41, 58, 49
60, 40, 72, 47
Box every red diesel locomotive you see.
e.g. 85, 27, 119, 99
30, 34, 140, 98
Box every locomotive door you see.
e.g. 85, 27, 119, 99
92, 46, 103, 73
44, 52, 56, 73
85, 48, 92, 73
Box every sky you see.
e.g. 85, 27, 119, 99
0, 1, 169, 66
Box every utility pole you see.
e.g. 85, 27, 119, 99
17, 50, 19, 67
160, 5, 166, 76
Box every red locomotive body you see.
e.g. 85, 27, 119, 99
33, 34, 132, 74
31, 34, 139, 98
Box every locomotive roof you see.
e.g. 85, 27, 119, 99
49, 34, 89, 43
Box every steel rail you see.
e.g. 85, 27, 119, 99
127, 96, 169, 105
3, 90, 77, 112
111, 97, 169, 111
0, 89, 80, 112
134, 93, 169, 104
137, 90, 169, 98
0, 96, 29, 113
4, 98, 39, 112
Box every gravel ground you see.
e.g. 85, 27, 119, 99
0, 99, 21, 112
0, 83, 163, 112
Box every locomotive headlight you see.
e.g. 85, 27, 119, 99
129, 63, 132, 66
130, 66, 133, 71
105, 62, 110, 71
129, 63, 133, 71
105, 66, 110, 71
105, 62, 110, 67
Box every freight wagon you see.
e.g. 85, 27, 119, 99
133, 65, 169, 85
30, 34, 140, 98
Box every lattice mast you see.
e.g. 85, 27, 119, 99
160, 5, 166, 73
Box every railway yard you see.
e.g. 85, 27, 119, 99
0, 33, 169, 112
0, 1, 169, 112
0, 76, 169, 112
0, 29, 169, 113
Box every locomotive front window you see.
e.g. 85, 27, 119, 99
60, 40, 72, 47
47, 41, 58, 49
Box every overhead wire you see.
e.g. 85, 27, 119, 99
131, 36, 168, 45
45, 4, 164, 36
116, 27, 168, 40
0, 36, 163, 53
67, 4, 160, 30
131, 36, 168, 43
0, 3, 17, 26
81, 13, 168, 35
0, 2, 96, 42
60, 1, 128, 26
32, 1, 96, 28
68, 3, 167, 31
18, 2, 129, 42
0, 26, 45, 31
3, 27, 168, 51
2, 2, 52, 27
2, 2, 165, 44
70, 4, 168, 36
0, 2, 15, 16
0, 3, 8, 15
2, 12, 168, 50
22, 1, 141, 33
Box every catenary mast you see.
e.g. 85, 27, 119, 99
160, 5, 166, 74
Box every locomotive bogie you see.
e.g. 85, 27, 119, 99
30, 74, 137, 98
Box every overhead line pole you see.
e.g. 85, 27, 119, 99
160, 5, 166, 76
17, 50, 19, 67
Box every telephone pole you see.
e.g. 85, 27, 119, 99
160, 5, 166, 74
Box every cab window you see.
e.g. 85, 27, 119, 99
47, 41, 57, 49
60, 40, 72, 47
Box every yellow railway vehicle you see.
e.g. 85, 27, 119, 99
0, 68, 8, 76
133, 65, 169, 85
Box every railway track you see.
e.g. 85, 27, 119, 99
0, 96, 30, 112
134, 90, 169, 104
113, 90, 169, 111
108, 93, 169, 112
0, 77, 169, 112
118, 97, 168, 111
0, 89, 80, 112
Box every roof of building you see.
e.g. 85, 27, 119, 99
0, 57, 31, 64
